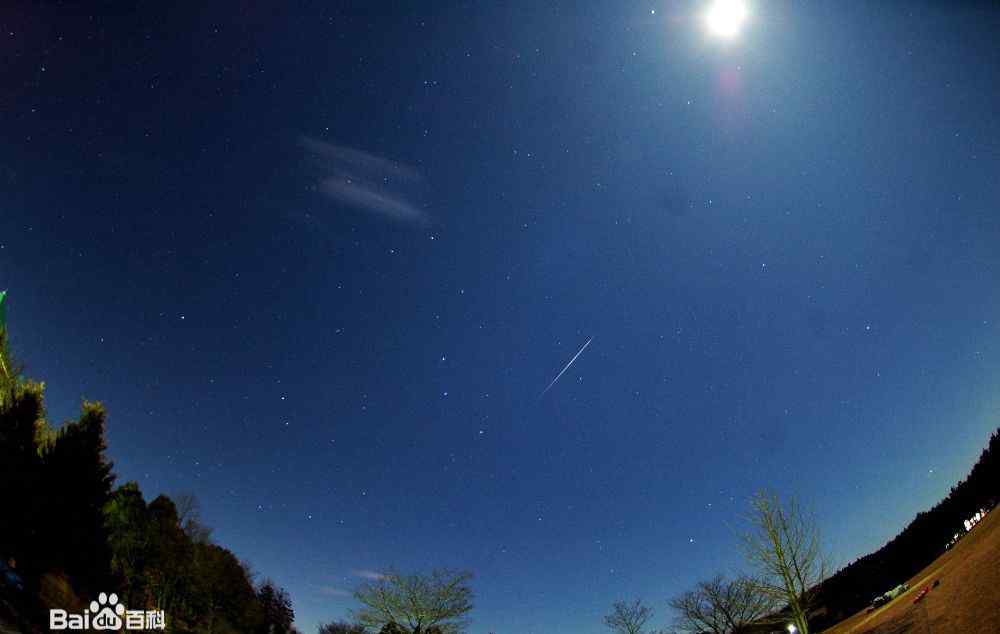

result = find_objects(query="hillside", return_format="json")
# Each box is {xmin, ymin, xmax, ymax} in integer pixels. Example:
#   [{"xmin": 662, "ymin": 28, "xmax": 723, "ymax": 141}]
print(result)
[
  {"xmin": 822, "ymin": 501, "xmax": 999, "ymax": 633},
  {"xmin": 809, "ymin": 429, "xmax": 1000, "ymax": 628}
]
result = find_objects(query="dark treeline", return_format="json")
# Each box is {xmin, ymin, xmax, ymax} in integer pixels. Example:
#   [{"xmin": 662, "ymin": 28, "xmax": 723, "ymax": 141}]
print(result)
[
  {"xmin": 0, "ymin": 330, "xmax": 297, "ymax": 633},
  {"xmin": 811, "ymin": 427, "xmax": 1000, "ymax": 629}
]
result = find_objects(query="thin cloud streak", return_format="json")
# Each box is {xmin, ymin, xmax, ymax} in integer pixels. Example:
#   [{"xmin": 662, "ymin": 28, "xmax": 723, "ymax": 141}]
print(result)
[
  {"xmin": 303, "ymin": 138, "xmax": 421, "ymax": 183},
  {"xmin": 317, "ymin": 585, "xmax": 352, "ymax": 597},
  {"xmin": 318, "ymin": 179, "xmax": 423, "ymax": 222},
  {"xmin": 301, "ymin": 137, "xmax": 427, "ymax": 223}
]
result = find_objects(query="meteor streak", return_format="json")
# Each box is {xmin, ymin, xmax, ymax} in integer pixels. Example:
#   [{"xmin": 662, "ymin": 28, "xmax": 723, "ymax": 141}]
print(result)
[{"xmin": 540, "ymin": 337, "xmax": 592, "ymax": 398}]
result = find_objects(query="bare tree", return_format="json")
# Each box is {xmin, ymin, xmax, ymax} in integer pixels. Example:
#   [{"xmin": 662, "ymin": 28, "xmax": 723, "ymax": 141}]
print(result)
[
  {"xmin": 669, "ymin": 575, "xmax": 779, "ymax": 633},
  {"xmin": 741, "ymin": 491, "xmax": 827, "ymax": 634},
  {"xmin": 351, "ymin": 569, "xmax": 473, "ymax": 634},
  {"xmin": 603, "ymin": 599, "xmax": 654, "ymax": 634},
  {"xmin": 174, "ymin": 492, "xmax": 199, "ymax": 525},
  {"xmin": 174, "ymin": 492, "xmax": 213, "ymax": 543}
]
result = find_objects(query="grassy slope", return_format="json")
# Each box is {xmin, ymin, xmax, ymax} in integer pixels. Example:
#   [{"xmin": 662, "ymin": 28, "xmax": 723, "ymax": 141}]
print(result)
[{"xmin": 821, "ymin": 505, "xmax": 1000, "ymax": 634}]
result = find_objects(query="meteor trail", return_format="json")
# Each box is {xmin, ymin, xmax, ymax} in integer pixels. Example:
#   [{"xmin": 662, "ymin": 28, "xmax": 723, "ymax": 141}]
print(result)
[{"xmin": 540, "ymin": 337, "xmax": 592, "ymax": 398}]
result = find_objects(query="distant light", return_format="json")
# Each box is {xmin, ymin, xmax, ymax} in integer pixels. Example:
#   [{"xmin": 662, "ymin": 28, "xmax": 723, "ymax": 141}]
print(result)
[
  {"xmin": 787, "ymin": 625, "xmax": 798, "ymax": 634},
  {"xmin": 704, "ymin": 0, "xmax": 749, "ymax": 39}
]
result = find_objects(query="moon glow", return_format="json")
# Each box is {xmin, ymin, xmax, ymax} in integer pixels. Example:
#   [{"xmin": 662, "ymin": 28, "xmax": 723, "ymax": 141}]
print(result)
[{"xmin": 704, "ymin": 0, "xmax": 749, "ymax": 39}]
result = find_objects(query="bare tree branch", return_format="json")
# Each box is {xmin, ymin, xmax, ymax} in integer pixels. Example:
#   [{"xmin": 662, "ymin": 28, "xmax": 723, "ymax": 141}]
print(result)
[
  {"xmin": 741, "ymin": 491, "xmax": 827, "ymax": 634},
  {"xmin": 351, "ymin": 569, "xmax": 473, "ymax": 634},
  {"xmin": 669, "ymin": 575, "xmax": 779, "ymax": 633},
  {"xmin": 603, "ymin": 599, "xmax": 654, "ymax": 634}
]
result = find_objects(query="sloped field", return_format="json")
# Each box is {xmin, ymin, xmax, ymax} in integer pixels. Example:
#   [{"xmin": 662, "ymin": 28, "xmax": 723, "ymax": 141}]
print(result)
[{"xmin": 822, "ymin": 506, "xmax": 1000, "ymax": 634}]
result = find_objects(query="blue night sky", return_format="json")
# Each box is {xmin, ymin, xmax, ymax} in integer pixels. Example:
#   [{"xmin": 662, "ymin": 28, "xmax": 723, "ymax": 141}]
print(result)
[{"xmin": 2, "ymin": 2, "xmax": 999, "ymax": 632}]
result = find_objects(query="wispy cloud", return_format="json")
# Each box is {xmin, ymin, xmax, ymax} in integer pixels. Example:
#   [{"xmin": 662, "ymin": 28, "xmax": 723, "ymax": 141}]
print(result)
[
  {"xmin": 301, "ymin": 137, "xmax": 427, "ymax": 223},
  {"xmin": 317, "ymin": 585, "xmax": 352, "ymax": 597},
  {"xmin": 351, "ymin": 569, "xmax": 388, "ymax": 581}
]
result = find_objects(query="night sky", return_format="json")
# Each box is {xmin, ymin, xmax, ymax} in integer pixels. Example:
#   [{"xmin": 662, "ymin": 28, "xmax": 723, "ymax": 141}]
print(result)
[{"xmin": 3, "ymin": 2, "xmax": 1000, "ymax": 632}]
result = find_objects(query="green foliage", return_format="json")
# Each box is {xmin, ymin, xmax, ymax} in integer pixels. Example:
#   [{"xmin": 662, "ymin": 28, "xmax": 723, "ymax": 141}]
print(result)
[
  {"xmin": 0, "ymin": 303, "xmax": 14, "ymax": 401},
  {"xmin": 104, "ymin": 483, "xmax": 151, "ymax": 605},
  {"xmin": 189, "ymin": 542, "xmax": 266, "ymax": 633},
  {"xmin": 0, "ymin": 328, "xmax": 29, "ymax": 412},
  {"xmin": 0, "ymin": 388, "xmax": 116, "ymax": 597},
  {"xmin": 0, "ymin": 324, "xmax": 289, "ymax": 633},
  {"xmin": 102, "ymin": 483, "xmax": 277, "ymax": 633},
  {"xmin": 144, "ymin": 495, "xmax": 189, "ymax": 613}
]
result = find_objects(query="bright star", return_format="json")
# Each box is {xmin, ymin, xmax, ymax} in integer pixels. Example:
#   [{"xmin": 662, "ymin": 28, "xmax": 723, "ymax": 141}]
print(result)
[{"xmin": 704, "ymin": 0, "xmax": 749, "ymax": 39}]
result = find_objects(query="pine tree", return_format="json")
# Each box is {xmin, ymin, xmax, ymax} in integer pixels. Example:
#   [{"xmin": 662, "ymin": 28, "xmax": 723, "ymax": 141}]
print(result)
[
  {"xmin": 257, "ymin": 580, "xmax": 295, "ymax": 633},
  {"xmin": 0, "ymin": 379, "xmax": 48, "ymax": 571},
  {"xmin": 104, "ymin": 482, "xmax": 152, "ymax": 606},
  {"xmin": 39, "ymin": 401, "xmax": 116, "ymax": 596}
]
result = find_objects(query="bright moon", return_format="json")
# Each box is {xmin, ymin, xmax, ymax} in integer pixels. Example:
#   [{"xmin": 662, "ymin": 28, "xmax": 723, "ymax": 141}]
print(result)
[{"xmin": 704, "ymin": 0, "xmax": 749, "ymax": 39}]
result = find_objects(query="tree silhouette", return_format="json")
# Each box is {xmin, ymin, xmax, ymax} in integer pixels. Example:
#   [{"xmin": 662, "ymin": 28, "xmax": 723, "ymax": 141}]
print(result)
[
  {"xmin": 175, "ymin": 492, "xmax": 213, "ymax": 544},
  {"xmin": 0, "ymin": 321, "xmax": 287, "ymax": 632},
  {"xmin": 603, "ymin": 599, "xmax": 655, "ymax": 634},
  {"xmin": 669, "ymin": 575, "xmax": 778, "ymax": 633},
  {"xmin": 258, "ymin": 579, "xmax": 296, "ymax": 633},
  {"xmin": 352, "ymin": 569, "xmax": 473, "ymax": 634},
  {"xmin": 0, "ymin": 379, "xmax": 46, "ymax": 572},
  {"xmin": 742, "ymin": 492, "xmax": 826, "ymax": 634},
  {"xmin": 104, "ymin": 482, "xmax": 151, "ymax": 606},
  {"xmin": 39, "ymin": 401, "xmax": 116, "ymax": 597}
]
